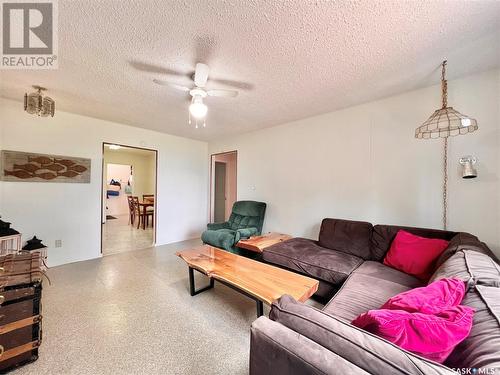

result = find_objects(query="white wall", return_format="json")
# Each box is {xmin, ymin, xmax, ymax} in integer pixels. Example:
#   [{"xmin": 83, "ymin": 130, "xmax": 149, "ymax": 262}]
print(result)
[
  {"xmin": 0, "ymin": 98, "xmax": 208, "ymax": 266},
  {"xmin": 209, "ymin": 69, "xmax": 500, "ymax": 256}
]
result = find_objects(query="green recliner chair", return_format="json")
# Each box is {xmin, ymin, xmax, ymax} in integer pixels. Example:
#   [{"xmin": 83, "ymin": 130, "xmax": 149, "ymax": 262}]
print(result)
[{"xmin": 201, "ymin": 200, "xmax": 267, "ymax": 253}]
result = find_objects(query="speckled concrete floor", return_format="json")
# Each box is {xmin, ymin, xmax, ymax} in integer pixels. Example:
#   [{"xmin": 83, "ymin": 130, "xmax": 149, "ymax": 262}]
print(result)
[{"xmin": 13, "ymin": 239, "xmax": 268, "ymax": 375}]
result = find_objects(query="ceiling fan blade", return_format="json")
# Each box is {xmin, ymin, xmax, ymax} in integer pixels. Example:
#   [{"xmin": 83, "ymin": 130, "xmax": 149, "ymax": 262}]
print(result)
[
  {"xmin": 207, "ymin": 89, "xmax": 238, "ymax": 98},
  {"xmin": 153, "ymin": 79, "xmax": 191, "ymax": 92},
  {"xmin": 210, "ymin": 78, "xmax": 254, "ymax": 90},
  {"xmin": 194, "ymin": 63, "xmax": 210, "ymax": 87},
  {"xmin": 130, "ymin": 60, "xmax": 189, "ymax": 78}
]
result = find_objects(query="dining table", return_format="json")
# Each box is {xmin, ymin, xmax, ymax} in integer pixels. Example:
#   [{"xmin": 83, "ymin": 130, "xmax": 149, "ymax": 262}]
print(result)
[{"xmin": 137, "ymin": 200, "xmax": 154, "ymax": 230}]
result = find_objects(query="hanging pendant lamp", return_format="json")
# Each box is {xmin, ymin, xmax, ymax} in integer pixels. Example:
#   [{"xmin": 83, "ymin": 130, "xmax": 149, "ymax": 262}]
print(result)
[
  {"xmin": 415, "ymin": 61, "xmax": 478, "ymax": 230},
  {"xmin": 24, "ymin": 85, "xmax": 55, "ymax": 117}
]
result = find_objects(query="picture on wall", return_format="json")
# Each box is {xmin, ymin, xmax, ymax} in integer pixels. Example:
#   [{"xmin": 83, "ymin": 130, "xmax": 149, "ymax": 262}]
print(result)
[{"xmin": 1, "ymin": 150, "xmax": 91, "ymax": 183}]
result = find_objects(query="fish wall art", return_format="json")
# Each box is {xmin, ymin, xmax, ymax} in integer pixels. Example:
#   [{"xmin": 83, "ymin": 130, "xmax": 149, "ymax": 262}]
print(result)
[{"xmin": 1, "ymin": 150, "xmax": 91, "ymax": 183}]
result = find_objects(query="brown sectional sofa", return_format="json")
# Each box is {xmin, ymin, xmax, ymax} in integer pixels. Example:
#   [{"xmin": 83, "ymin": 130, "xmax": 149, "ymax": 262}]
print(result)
[{"xmin": 250, "ymin": 218, "xmax": 500, "ymax": 374}]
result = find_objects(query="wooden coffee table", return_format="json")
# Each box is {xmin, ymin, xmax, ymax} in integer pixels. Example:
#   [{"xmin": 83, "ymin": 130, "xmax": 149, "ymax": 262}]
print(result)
[
  {"xmin": 237, "ymin": 232, "xmax": 292, "ymax": 253},
  {"xmin": 176, "ymin": 245, "xmax": 318, "ymax": 317}
]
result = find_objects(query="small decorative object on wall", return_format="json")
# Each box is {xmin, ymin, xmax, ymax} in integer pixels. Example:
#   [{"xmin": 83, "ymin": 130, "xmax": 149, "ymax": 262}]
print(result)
[
  {"xmin": 124, "ymin": 165, "xmax": 133, "ymax": 194},
  {"xmin": 459, "ymin": 156, "xmax": 478, "ymax": 179},
  {"xmin": 1, "ymin": 150, "xmax": 91, "ymax": 183},
  {"xmin": 24, "ymin": 85, "xmax": 55, "ymax": 117},
  {"xmin": 415, "ymin": 60, "xmax": 478, "ymax": 230},
  {"xmin": 0, "ymin": 218, "xmax": 19, "ymax": 237},
  {"xmin": 0, "ymin": 218, "xmax": 21, "ymax": 252},
  {"xmin": 22, "ymin": 236, "xmax": 47, "ymax": 251}
]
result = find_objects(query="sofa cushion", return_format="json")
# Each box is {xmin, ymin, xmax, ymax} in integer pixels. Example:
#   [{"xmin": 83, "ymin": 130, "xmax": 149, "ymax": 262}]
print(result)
[
  {"xmin": 353, "ymin": 261, "xmax": 423, "ymax": 288},
  {"xmin": 429, "ymin": 251, "xmax": 472, "ymax": 285},
  {"xmin": 383, "ymin": 230, "xmax": 449, "ymax": 280},
  {"xmin": 318, "ymin": 218, "xmax": 374, "ymax": 260},
  {"xmin": 323, "ymin": 261, "xmax": 422, "ymax": 321},
  {"xmin": 262, "ymin": 238, "xmax": 363, "ymax": 285},
  {"xmin": 430, "ymin": 250, "xmax": 500, "ymax": 287},
  {"xmin": 371, "ymin": 224, "xmax": 456, "ymax": 262},
  {"xmin": 434, "ymin": 232, "xmax": 487, "ymax": 268},
  {"xmin": 445, "ymin": 285, "xmax": 500, "ymax": 369},
  {"xmin": 270, "ymin": 295, "xmax": 455, "ymax": 375},
  {"xmin": 465, "ymin": 251, "xmax": 500, "ymax": 286}
]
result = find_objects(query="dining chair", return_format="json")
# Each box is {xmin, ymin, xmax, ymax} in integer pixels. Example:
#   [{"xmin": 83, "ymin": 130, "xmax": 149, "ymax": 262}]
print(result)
[
  {"xmin": 132, "ymin": 196, "xmax": 142, "ymax": 228},
  {"xmin": 127, "ymin": 196, "xmax": 136, "ymax": 225},
  {"xmin": 133, "ymin": 196, "xmax": 154, "ymax": 229},
  {"xmin": 142, "ymin": 194, "xmax": 155, "ymax": 214}
]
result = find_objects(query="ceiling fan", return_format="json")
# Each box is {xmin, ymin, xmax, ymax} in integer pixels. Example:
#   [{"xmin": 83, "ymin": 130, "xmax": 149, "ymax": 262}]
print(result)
[{"xmin": 153, "ymin": 63, "xmax": 238, "ymax": 127}]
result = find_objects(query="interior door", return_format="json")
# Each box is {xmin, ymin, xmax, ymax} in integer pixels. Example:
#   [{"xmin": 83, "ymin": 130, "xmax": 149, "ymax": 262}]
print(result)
[{"xmin": 214, "ymin": 161, "xmax": 226, "ymax": 223}]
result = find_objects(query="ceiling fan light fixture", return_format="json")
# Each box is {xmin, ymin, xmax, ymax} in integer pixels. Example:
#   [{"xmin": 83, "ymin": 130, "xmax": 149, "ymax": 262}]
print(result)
[
  {"xmin": 189, "ymin": 96, "xmax": 208, "ymax": 119},
  {"xmin": 152, "ymin": 62, "xmax": 239, "ymax": 127}
]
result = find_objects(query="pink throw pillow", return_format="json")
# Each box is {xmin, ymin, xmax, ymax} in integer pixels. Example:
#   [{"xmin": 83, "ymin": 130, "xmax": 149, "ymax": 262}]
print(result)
[
  {"xmin": 382, "ymin": 278, "xmax": 466, "ymax": 314},
  {"xmin": 352, "ymin": 306, "xmax": 474, "ymax": 363},
  {"xmin": 384, "ymin": 230, "xmax": 449, "ymax": 280}
]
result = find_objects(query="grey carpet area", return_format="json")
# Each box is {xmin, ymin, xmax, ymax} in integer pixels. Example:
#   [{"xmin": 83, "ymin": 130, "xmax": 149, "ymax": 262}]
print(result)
[{"xmin": 14, "ymin": 239, "xmax": 268, "ymax": 375}]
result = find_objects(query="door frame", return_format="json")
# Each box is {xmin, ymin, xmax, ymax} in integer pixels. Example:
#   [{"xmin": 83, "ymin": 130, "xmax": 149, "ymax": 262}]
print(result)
[
  {"xmin": 100, "ymin": 142, "xmax": 158, "ymax": 254},
  {"xmin": 209, "ymin": 150, "xmax": 237, "ymax": 222}
]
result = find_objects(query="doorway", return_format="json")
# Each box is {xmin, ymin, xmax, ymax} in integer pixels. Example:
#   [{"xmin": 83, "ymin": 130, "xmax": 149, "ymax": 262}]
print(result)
[
  {"xmin": 210, "ymin": 151, "xmax": 237, "ymax": 222},
  {"xmin": 101, "ymin": 143, "xmax": 157, "ymax": 255}
]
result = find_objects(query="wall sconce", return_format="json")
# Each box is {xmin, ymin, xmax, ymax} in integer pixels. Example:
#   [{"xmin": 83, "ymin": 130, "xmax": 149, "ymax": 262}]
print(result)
[{"xmin": 459, "ymin": 156, "xmax": 477, "ymax": 179}]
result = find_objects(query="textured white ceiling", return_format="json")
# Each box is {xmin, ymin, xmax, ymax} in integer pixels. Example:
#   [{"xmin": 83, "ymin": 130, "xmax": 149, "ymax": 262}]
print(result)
[{"xmin": 1, "ymin": 1, "xmax": 499, "ymax": 141}]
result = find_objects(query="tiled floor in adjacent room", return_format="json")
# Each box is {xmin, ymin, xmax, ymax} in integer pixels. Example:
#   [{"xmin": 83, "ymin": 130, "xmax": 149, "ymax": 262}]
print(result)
[{"xmin": 15, "ymin": 239, "xmax": 258, "ymax": 375}]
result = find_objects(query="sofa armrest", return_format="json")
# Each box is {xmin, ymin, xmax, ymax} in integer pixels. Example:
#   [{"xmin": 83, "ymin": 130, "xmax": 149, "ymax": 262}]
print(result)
[
  {"xmin": 269, "ymin": 295, "xmax": 456, "ymax": 375},
  {"xmin": 250, "ymin": 317, "xmax": 370, "ymax": 375},
  {"xmin": 236, "ymin": 227, "xmax": 258, "ymax": 239},
  {"xmin": 206, "ymin": 221, "xmax": 230, "ymax": 230}
]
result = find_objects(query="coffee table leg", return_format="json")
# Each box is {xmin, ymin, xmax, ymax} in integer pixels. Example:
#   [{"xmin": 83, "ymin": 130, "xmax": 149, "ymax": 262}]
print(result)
[
  {"xmin": 256, "ymin": 301, "xmax": 264, "ymax": 317},
  {"xmin": 188, "ymin": 266, "xmax": 264, "ymax": 317},
  {"xmin": 189, "ymin": 267, "xmax": 214, "ymax": 296}
]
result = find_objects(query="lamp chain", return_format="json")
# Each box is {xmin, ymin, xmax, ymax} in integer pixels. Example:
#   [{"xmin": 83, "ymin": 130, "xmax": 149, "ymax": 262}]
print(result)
[
  {"xmin": 441, "ymin": 60, "xmax": 449, "ymax": 230},
  {"xmin": 441, "ymin": 60, "xmax": 447, "ymax": 109},
  {"xmin": 443, "ymin": 137, "xmax": 448, "ymax": 231}
]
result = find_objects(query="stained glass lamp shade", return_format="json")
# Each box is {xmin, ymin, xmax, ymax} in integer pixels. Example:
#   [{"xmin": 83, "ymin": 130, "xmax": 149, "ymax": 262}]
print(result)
[{"xmin": 415, "ymin": 107, "xmax": 478, "ymax": 139}]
